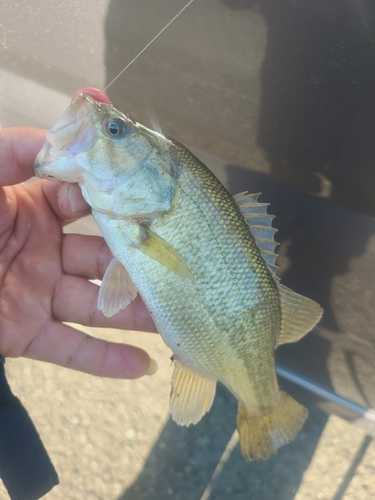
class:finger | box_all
[0,127,47,185]
[0,186,17,237]
[53,274,157,333]
[24,321,151,378]
[42,181,91,222]
[62,234,112,279]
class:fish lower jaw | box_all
[35,172,62,182]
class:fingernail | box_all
[146,358,158,376]
[68,184,89,213]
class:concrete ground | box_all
[0,323,374,500]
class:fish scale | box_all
[98,137,282,410]
[34,91,323,460]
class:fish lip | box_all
[71,88,112,105]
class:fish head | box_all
[34,92,177,218]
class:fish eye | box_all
[105,118,127,137]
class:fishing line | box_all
[104,0,196,91]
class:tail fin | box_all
[237,390,307,460]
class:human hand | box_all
[0,126,156,378]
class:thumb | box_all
[0,127,47,186]
[41,181,91,222]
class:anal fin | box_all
[277,283,323,346]
[98,257,138,318]
[170,361,217,426]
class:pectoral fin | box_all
[136,226,195,280]
[277,283,323,346]
[98,258,138,318]
[170,360,217,426]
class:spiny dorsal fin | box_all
[233,192,279,277]
[170,360,217,426]
[277,284,323,346]
[98,257,138,317]
[136,226,195,281]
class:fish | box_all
[34,91,323,460]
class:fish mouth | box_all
[33,93,111,182]
[71,87,112,105]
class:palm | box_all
[0,181,63,354]
[0,127,155,378]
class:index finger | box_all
[0,127,47,185]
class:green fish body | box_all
[34,93,322,459]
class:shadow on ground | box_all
[119,384,328,500]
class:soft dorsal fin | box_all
[98,257,138,318]
[233,192,279,277]
[234,192,323,345]
[277,284,323,346]
[136,226,195,281]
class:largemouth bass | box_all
[34,91,322,460]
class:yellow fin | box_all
[98,257,137,318]
[277,283,323,346]
[137,226,195,280]
[170,361,216,426]
[237,390,307,460]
